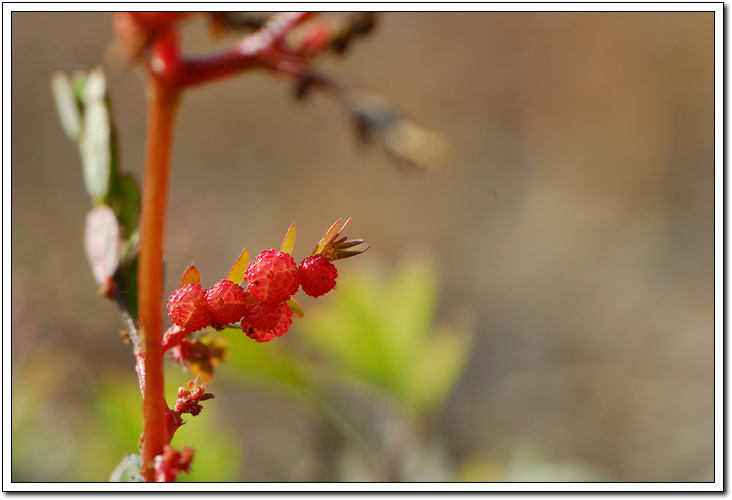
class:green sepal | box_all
[280,223,296,254]
[287,298,304,318]
[227,248,250,285]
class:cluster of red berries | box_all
[166,219,367,344]
[167,251,340,343]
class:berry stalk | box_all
[137,79,180,482]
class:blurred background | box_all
[11,11,714,483]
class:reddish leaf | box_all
[311,218,369,260]
[311,218,343,256]
[179,264,201,287]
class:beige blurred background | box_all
[11,11,714,482]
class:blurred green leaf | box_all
[302,275,400,393]
[57,67,140,319]
[50,71,82,141]
[92,376,143,454]
[55,68,130,224]
[79,69,112,204]
[85,371,241,482]
[70,69,89,101]
[111,173,141,238]
[11,353,80,481]
[405,325,472,413]
[384,259,438,373]
[300,258,472,415]
[173,425,242,482]
[223,330,314,402]
[117,253,139,321]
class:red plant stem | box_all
[129,13,313,482]
[176,12,313,89]
[138,81,180,482]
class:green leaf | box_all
[384,259,438,373]
[404,326,472,413]
[83,205,121,289]
[117,253,139,321]
[300,259,472,415]
[111,173,140,238]
[227,248,249,285]
[79,69,112,204]
[301,267,406,395]
[50,72,82,141]
[280,223,296,254]
[223,333,313,402]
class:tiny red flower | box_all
[244,327,275,343]
[243,300,293,341]
[205,279,248,325]
[168,337,194,365]
[174,378,214,416]
[299,254,338,297]
[166,284,213,332]
[245,249,300,303]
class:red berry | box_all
[299,255,338,298]
[205,279,248,326]
[243,301,293,342]
[244,327,275,343]
[167,284,213,332]
[245,249,300,303]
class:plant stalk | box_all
[138,81,179,482]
